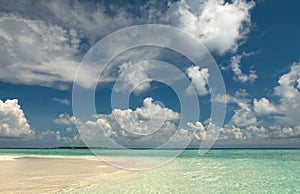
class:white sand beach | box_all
[0,155,140,193]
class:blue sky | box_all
[0,0,299,148]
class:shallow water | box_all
[78,149,300,193]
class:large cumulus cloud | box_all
[0,99,34,137]
[253,62,300,126]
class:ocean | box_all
[0,149,299,193]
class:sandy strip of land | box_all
[0,155,17,161]
[0,155,141,193]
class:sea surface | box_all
[1,149,299,193]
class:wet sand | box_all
[0,155,139,193]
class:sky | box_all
[0,0,300,148]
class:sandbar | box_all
[0,155,140,193]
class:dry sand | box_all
[0,155,140,193]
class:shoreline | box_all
[0,154,140,193]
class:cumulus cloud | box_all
[210,62,300,143]
[54,94,300,147]
[54,113,79,126]
[230,52,257,82]
[186,66,209,96]
[253,62,300,125]
[226,124,300,140]
[54,95,300,147]
[0,99,34,137]
[231,108,257,127]
[183,122,229,144]
[253,98,278,116]
[38,129,82,147]
[187,121,300,142]
[39,130,59,141]
[168,0,255,55]
[56,97,183,148]
[187,121,207,141]
[66,127,73,133]
[111,97,180,135]
[274,62,300,100]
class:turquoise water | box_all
[1,149,300,193]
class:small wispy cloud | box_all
[52,98,71,105]
[230,52,258,83]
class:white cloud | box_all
[230,52,257,82]
[66,127,73,133]
[168,0,255,55]
[0,99,34,137]
[137,97,180,121]
[225,124,300,140]
[0,1,256,90]
[54,96,300,147]
[110,97,180,136]
[213,91,257,127]
[45,0,135,45]
[274,62,300,100]
[253,62,300,125]
[231,108,256,127]
[38,129,82,146]
[214,89,250,110]
[46,0,255,56]
[39,130,58,141]
[214,94,247,110]
[186,122,247,141]
[207,62,300,142]
[114,61,152,95]
[187,121,300,141]
[253,98,278,116]
[54,113,79,125]
[235,88,249,98]
[219,125,245,140]
[187,121,206,141]
[0,14,82,89]
[243,125,268,139]
[52,98,71,105]
[55,131,62,141]
[186,66,209,96]
[0,1,255,56]
[60,97,182,147]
